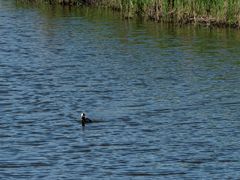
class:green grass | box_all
[19,0,240,27]
[107,0,240,27]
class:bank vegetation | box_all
[18,0,240,28]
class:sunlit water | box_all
[1,1,240,179]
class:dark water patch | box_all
[0,161,52,169]
[218,159,239,163]
[180,158,215,165]
[125,171,187,177]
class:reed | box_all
[172,0,240,27]
[19,0,240,28]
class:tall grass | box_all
[19,0,240,27]
[172,0,240,27]
[106,0,240,27]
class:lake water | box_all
[1,1,240,179]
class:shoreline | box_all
[17,0,240,29]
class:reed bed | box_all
[18,0,240,28]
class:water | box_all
[1,1,240,179]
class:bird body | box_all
[81,113,92,126]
